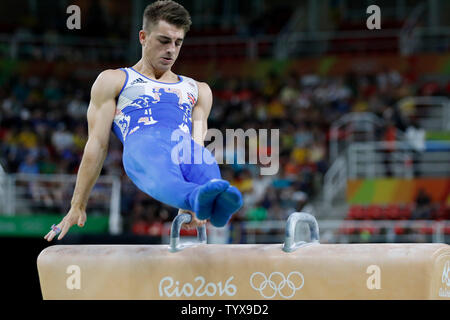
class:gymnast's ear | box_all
[139,30,147,46]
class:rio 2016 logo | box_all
[159,276,236,297]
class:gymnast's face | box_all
[140,20,184,73]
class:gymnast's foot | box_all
[210,186,243,227]
[192,179,230,220]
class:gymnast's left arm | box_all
[191,81,212,147]
[178,81,213,229]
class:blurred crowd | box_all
[1,61,449,239]
[0,0,294,63]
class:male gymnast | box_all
[45,0,243,241]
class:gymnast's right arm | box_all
[45,69,125,241]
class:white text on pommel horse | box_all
[66,265,81,290]
[159,276,237,297]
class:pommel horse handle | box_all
[169,213,207,252]
[283,212,320,253]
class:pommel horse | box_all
[37,212,450,299]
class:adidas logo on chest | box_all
[130,78,147,85]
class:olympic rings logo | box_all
[249,271,304,299]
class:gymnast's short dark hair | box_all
[143,0,192,34]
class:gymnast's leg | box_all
[122,132,229,217]
[180,138,243,227]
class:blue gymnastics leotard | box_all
[112,67,242,227]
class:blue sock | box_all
[189,179,230,220]
[210,186,243,227]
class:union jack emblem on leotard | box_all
[187,92,196,106]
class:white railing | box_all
[161,219,449,245]
[329,112,387,162]
[348,140,450,179]
[0,33,129,62]
[1,27,450,60]
[231,219,450,244]
[325,112,387,205]
[324,103,450,204]
[0,173,122,234]
[322,139,450,203]
[396,96,450,131]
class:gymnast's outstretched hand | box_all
[44,207,87,242]
[178,209,207,230]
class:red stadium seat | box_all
[180,228,198,237]
[339,222,356,235]
[399,204,412,220]
[440,204,450,220]
[147,222,163,237]
[394,222,405,235]
[132,221,149,235]
[419,221,434,235]
[358,221,379,235]
[443,226,450,235]
[385,204,401,220]
[367,205,383,220]
[433,203,446,220]
[348,205,365,220]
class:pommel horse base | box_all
[37,212,450,300]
